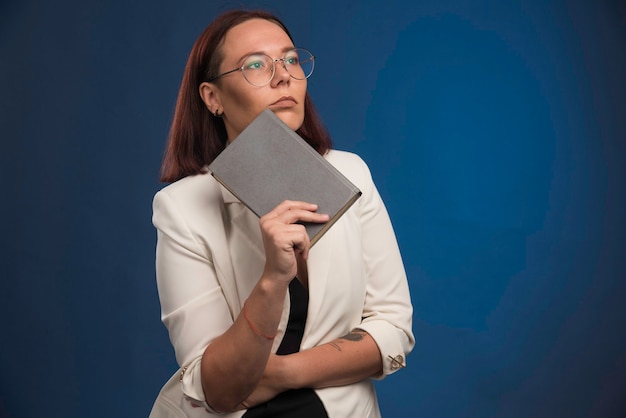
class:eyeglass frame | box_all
[205,48,315,86]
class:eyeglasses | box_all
[207,48,315,87]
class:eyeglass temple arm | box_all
[207,67,241,83]
[300,55,315,64]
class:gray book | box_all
[208,109,362,246]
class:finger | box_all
[265,226,311,262]
[267,208,330,226]
[263,200,320,219]
[266,224,310,251]
[297,239,311,260]
[288,226,312,259]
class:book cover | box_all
[208,109,362,246]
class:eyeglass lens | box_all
[241,49,314,86]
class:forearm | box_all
[200,277,289,412]
[275,329,382,390]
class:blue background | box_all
[1,0,625,417]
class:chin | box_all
[273,109,305,131]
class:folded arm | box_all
[243,328,382,407]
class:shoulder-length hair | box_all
[160,10,332,183]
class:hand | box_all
[260,201,329,282]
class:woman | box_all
[150,9,414,418]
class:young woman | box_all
[150,9,414,418]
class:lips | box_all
[270,96,297,107]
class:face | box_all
[199,19,307,141]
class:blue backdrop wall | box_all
[1,1,625,417]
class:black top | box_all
[276,278,309,355]
[242,279,329,418]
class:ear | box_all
[199,82,222,113]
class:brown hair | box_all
[160,9,332,183]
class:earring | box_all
[213,109,222,118]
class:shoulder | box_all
[155,168,216,196]
[153,170,224,225]
[325,149,367,169]
[155,169,220,203]
[325,149,374,191]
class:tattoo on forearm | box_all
[340,328,366,342]
[328,329,367,351]
[329,342,342,351]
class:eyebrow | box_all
[234,46,296,64]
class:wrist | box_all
[269,354,299,391]
[257,275,291,296]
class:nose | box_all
[271,59,291,86]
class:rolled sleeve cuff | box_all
[179,357,222,414]
[358,320,411,379]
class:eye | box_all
[244,55,269,71]
[284,53,299,66]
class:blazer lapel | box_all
[303,231,333,338]
[221,187,266,299]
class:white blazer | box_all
[149,150,414,418]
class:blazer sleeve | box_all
[349,155,415,378]
[152,187,233,406]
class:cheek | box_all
[225,86,256,109]
[222,88,265,128]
